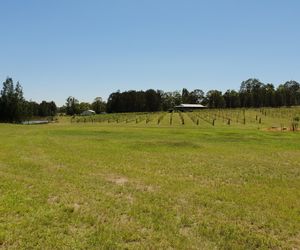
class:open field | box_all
[1,110,300,249]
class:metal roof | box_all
[175,104,205,108]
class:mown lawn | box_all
[0,122,300,249]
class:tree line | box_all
[0,78,57,122]
[106,79,300,112]
[1,77,300,122]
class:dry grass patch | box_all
[106,175,129,186]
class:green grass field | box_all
[1,112,300,249]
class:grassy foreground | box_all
[0,122,300,249]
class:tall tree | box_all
[223,90,240,108]
[92,97,106,114]
[66,96,80,115]
[239,78,265,107]
[38,101,57,116]
[263,84,275,107]
[79,102,91,113]
[189,89,204,104]
[182,88,190,103]
[283,80,300,106]
[145,89,161,111]
[0,78,25,122]
[205,90,225,108]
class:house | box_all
[174,104,206,112]
[81,110,96,116]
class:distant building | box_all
[174,104,206,111]
[81,110,96,116]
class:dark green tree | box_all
[0,78,26,122]
[92,97,106,114]
[223,90,240,108]
[189,89,204,104]
[205,90,225,108]
[182,88,190,103]
[66,96,80,115]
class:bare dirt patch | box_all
[47,195,60,204]
[107,175,129,186]
[179,226,192,237]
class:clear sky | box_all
[0,0,299,105]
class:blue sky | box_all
[0,0,299,105]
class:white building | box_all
[81,110,96,116]
[174,104,206,111]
